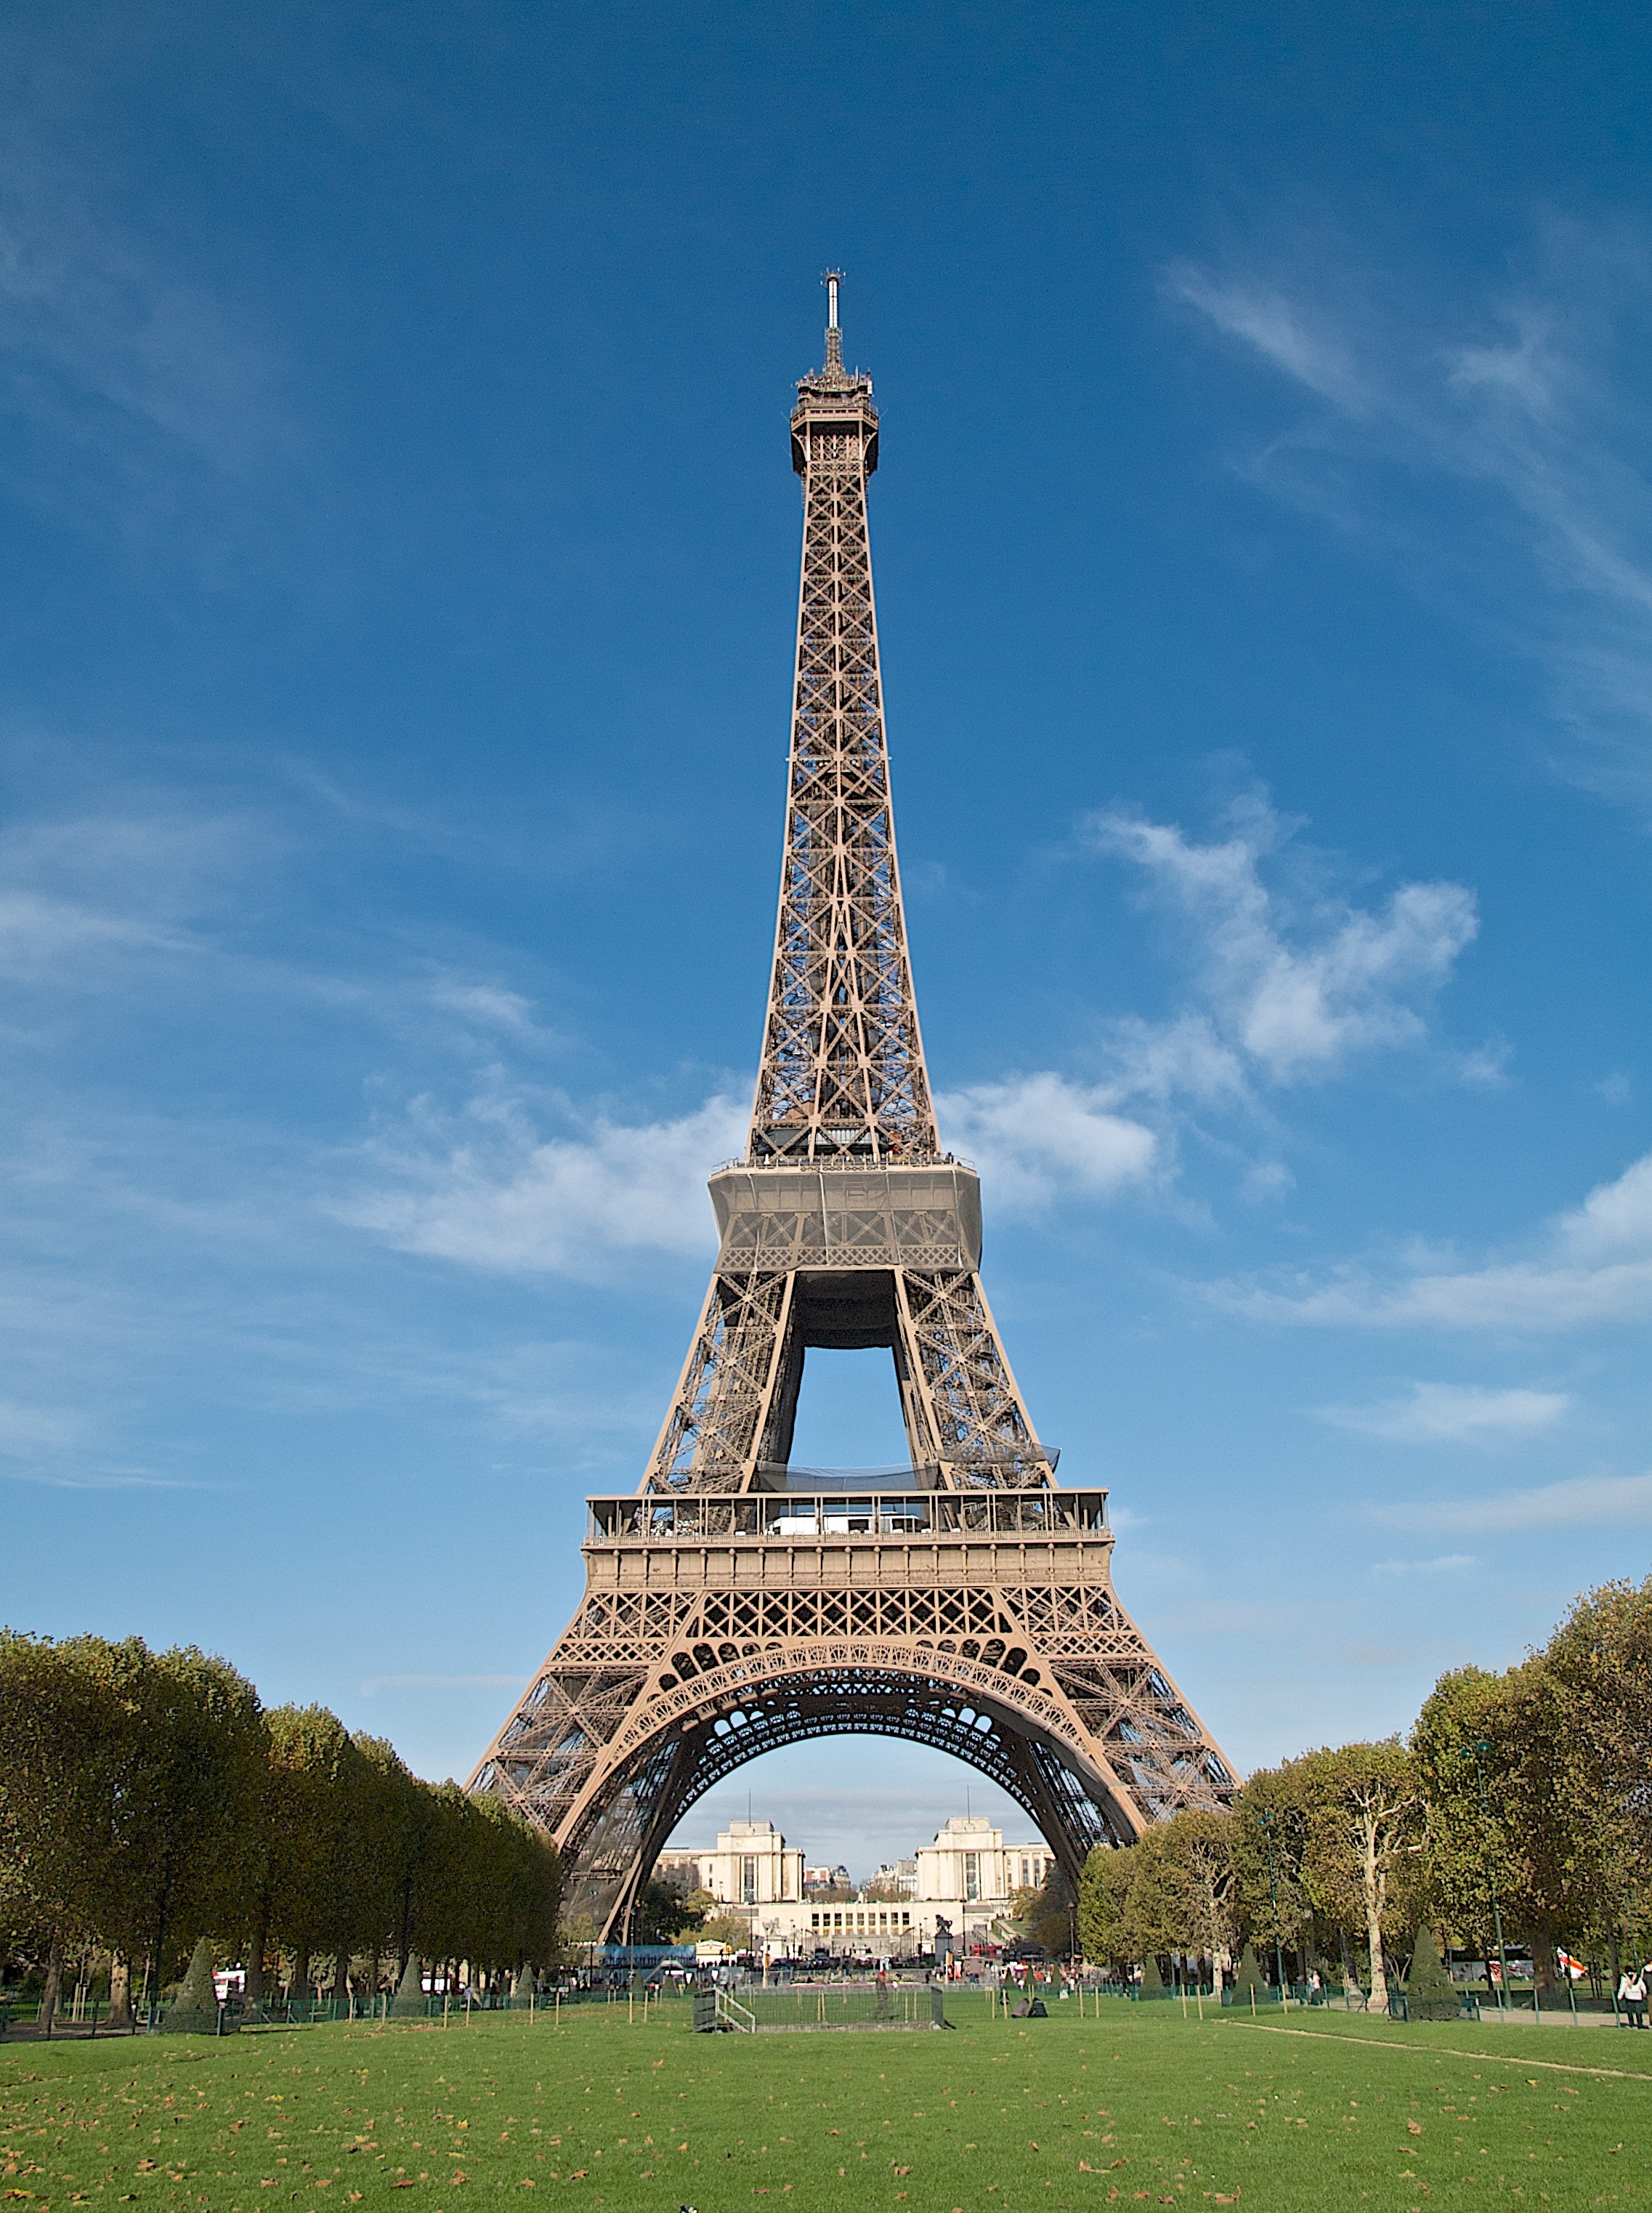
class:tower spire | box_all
[823,266,844,374]
[753,275,932,1162]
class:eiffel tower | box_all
[471,275,1236,1941]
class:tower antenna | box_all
[823,267,845,373]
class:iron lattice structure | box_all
[471,280,1236,1940]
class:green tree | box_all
[632,1880,699,1946]
[260,1707,361,2008]
[1541,1575,1652,1971]
[1012,1864,1079,1959]
[0,1633,131,2029]
[1402,1925,1459,2020]
[1414,1651,1623,1991]
[1148,1813,1237,1969]
[1231,1942,1266,2002]
[1077,1842,1140,1970]
[1233,1766,1315,1967]
[159,1935,222,2035]
[1079,1816,1236,1977]
[1292,1740,1424,2012]
[68,1638,264,2023]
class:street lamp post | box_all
[1259,1811,1287,2004]
[1462,1740,1511,2016]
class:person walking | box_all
[1616,1965,1648,2028]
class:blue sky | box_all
[4,1,1651,1876]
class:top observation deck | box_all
[588,1486,1105,1545]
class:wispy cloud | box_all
[0,137,292,537]
[1318,1381,1570,1444]
[0,1397,90,1452]
[1169,217,1652,806]
[1218,1148,1652,1329]
[1372,1554,1478,1577]
[342,1088,749,1278]
[1369,1470,1652,1533]
[1088,796,1478,1090]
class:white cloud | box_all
[0,889,170,975]
[349,1068,1159,1269]
[343,1090,749,1277]
[1318,1382,1570,1444]
[1221,1147,1652,1330]
[1372,1555,1478,1577]
[937,1072,1157,1212]
[1369,1470,1652,1534]
[426,980,540,1034]
[1169,219,1652,805]
[1089,799,1477,1086]
[1168,265,1372,415]
[0,142,290,506]
[0,1397,90,1452]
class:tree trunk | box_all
[1360,1816,1388,2012]
[108,1954,133,2032]
[244,1903,267,2022]
[1528,1929,1560,1996]
[39,1938,65,2038]
[334,1949,352,2018]
[293,1949,311,2014]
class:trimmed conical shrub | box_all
[1232,1943,1268,2001]
[390,1954,428,2019]
[1141,1952,1166,1997]
[1404,1925,1459,2021]
[159,1937,227,2035]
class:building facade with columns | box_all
[657,1815,1054,1959]
[655,1819,805,1911]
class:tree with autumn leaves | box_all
[1080,1571,1651,2000]
[0,1630,560,2023]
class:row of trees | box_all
[0,1632,560,2028]
[1078,1575,1652,2007]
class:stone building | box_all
[660,1813,1053,1959]
[655,1818,804,1913]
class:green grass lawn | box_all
[3,1994,1647,2213]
